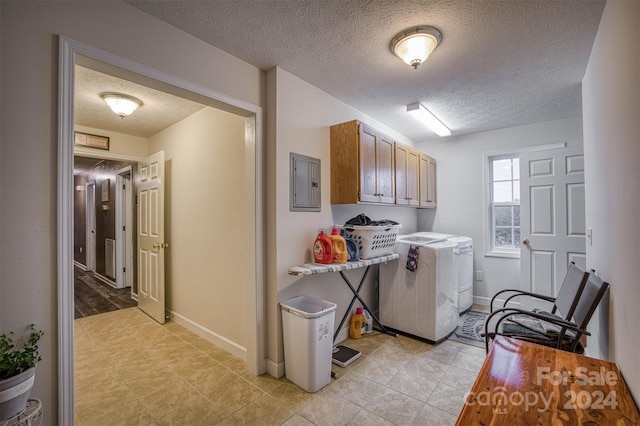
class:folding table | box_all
[288,253,399,343]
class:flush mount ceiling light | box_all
[391,26,442,69]
[101,93,142,118]
[407,102,451,137]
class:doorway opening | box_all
[115,166,134,292]
[58,36,265,425]
[73,155,139,319]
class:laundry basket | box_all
[339,224,401,259]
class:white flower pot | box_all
[0,367,35,421]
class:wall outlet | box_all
[475,271,483,281]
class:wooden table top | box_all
[456,336,640,425]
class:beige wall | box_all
[0,2,261,422]
[266,67,419,375]
[582,0,640,399]
[148,107,247,348]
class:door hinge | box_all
[123,184,126,190]
[123,226,126,231]
[123,267,126,272]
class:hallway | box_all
[74,308,483,425]
[74,266,137,319]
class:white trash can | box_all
[280,295,336,392]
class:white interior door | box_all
[85,181,96,271]
[520,145,586,302]
[137,151,166,324]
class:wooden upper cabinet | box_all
[330,120,395,204]
[375,133,395,204]
[358,125,378,202]
[419,153,437,208]
[395,143,419,206]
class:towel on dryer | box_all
[406,244,419,272]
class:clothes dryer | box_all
[449,236,474,313]
[379,235,459,343]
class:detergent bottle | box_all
[330,227,348,264]
[363,309,373,334]
[313,229,333,264]
[349,308,365,339]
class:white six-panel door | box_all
[520,146,586,302]
[138,151,166,324]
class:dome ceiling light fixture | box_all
[390,26,442,70]
[101,92,142,118]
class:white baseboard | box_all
[73,261,87,271]
[93,272,117,288]
[473,295,521,309]
[267,358,285,379]
[168,310,247,362]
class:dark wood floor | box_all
[74,266,137,319]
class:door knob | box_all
[522,239,530,245]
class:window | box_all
[489,155,520,255]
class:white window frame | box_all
[483,143,566,259]
[487,154,521,258]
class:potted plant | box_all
[0,324,43,420]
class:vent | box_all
[105,238,116,278]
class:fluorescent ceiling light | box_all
[406,102,451,137]
[101,93,142,118]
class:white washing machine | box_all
[379,235,459,343]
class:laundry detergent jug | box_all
[330,227,348,264]
[313,229,332,264]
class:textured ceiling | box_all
[75,65,205,138]
[125,0,606,141]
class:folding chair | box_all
[485,268,609,353]
[483,263,600,353]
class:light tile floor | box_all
[74,308,486,425]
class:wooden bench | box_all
[457,335,640,424]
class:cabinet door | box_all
[376,134,395,204]
[406,148,419,206]
[359,125,378,203]
[394,143,409,205]
[419,153,437,208]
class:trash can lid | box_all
[280,295,337,318]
